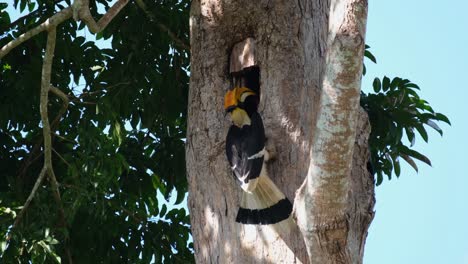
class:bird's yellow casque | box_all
[224,87,256,127]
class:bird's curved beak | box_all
[225,105,236,116]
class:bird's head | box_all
[224,87,257,127]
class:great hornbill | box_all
[224,87,292,225]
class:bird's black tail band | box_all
[236,172,292,225]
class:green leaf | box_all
[415,124,428,142]
[112,121,122,145]
[50,252,61,263]
[373,78,381,93]
[90,65,103,71]
[376,171,383,185]
[27,2,35,12]
[435,113,451,125]
[401,154,418,172]
[175,189,185,205]
[364,50,377,64]
[401,147,432,166]
[19,0,26,12]
[96,31,104,40]
[160,204,167,217]
[404,82,420,90]
[426,120,443,136]
[382,76,390,91]
[390,77,401,90]
[152,173,164,190]
[392,156,401,177]
[78,21,85,30]
[405,127,416,147]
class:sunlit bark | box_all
[187,0,374,262]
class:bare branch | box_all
[74,81,131,99]
[50,86,69,104]
[52,148,72,168]
[41,28,73,263]
[40,27,56,170]
[4,0,72,33]
[1,0,130,59]
[0,8,72,59]
[18,87,70,179]
[77,0,129,33]
[134,0,190,51]
[40,27,64,224]
[10,166,48,233]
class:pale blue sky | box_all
[363,1,468,263]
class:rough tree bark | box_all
[186,0,374,263]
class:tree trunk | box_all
[186,0,374,263]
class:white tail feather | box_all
[241,165,285,210]
[236,163,292,225]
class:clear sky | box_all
[362,1,468,263]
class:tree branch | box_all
[10,166,48,235]
[1,0,130,59]
[3,0,67,34]
[3,8,42,33]
[40,27,73,264]
[17,85,69,184]
[134,0,190,51]
[14,0,130,185]
[40,27,55,170]
[293,0,368,262]
[76,0,129,33]
[0,8,72,59]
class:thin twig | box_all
[61,183,87,193]
[50,86,69,104]
[0,8,72,58]
[134,0,190,51]
[75,81,131,99]
[52,148,72,168]
[73,101,96,105]
[10,166,48,235]
[17,87,69,183]
[2,9,42,34]
[53,133,77,144]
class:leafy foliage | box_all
[1,0,193,262]
[361,46,450,185]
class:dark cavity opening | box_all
[232,65,260,97]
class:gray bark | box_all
[186,0,374,263]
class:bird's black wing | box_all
[225,112,265,186]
